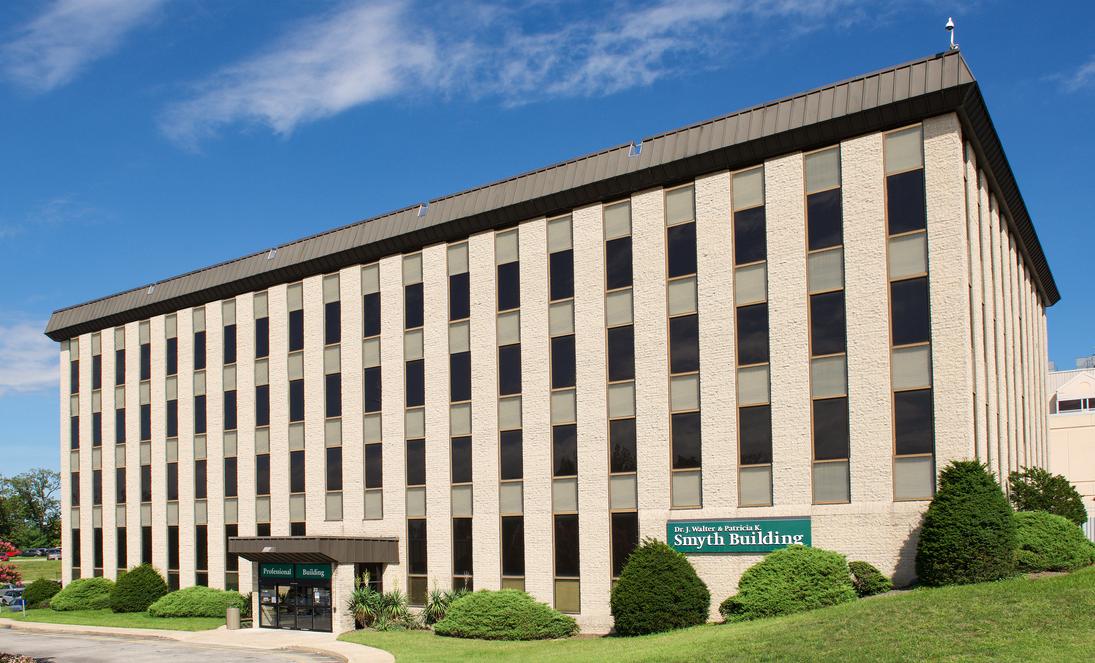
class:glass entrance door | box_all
[311,586,332,632]
[276,584,296,629]
[259,581,332,632]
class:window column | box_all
[221,299,240,587]
[287,283,307,536]
[403,254,428,605]
[732,168,773,507]
[254,292,272,537]
[324,274,344,521]
[113,326,128,574]
[885,125,935,500]
[192,307,210,584]
[138,320,152,566]
[496,229,524,591]
[362,264,384,519]
[665,185,702,508]
[448,242,474,591]
[805,147,851,504]
[90,332,104,577]
[165,315,180,590]
[68,337,81,579]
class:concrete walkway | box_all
[0,618,394,663]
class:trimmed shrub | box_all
[110,564,168,613]
[719,546,856,622]
[610,538,710,636]
[916,460,1017,586]
[22,579,61,607]
[147,586,247,618]
[433,590,576,640]
[1008,467,1088,526]
[50,578,115,611]
[848,561,893,597]
[1014,511,1095,572]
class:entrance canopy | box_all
[229,536,399,564]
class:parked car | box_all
[19,548,42,557]
[46,549,61,561]
[0,588,24,606]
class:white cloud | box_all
[0,319,57,396]
[1061,54,1095,92]
[162,0,863,145]
[2,0,165,93]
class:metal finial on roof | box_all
[628,141,642,157]
[417,202,429,218]
[945,17,958,50]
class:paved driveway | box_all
[0,630,342,663]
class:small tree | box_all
[0,540,20,585]
[110,564,168,612]
[610,538,710,636]
[1008,467,1087,526]
[916,461,1017,586]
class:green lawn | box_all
[7,558,61,584]
[6,609,224,631]
[340,567,1095,662]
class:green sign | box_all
[667,517,811,554]
[259,563,331,581]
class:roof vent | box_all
[628,141,643,157]
[417,202,429,218]
[146,285,155,295]
[266,248,278,261]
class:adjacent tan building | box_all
[1048,366,1095,534]
[47,50,1058,633]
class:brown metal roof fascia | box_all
[228,536,400,564]
[44,51,1057,341]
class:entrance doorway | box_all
[258,563,333,632]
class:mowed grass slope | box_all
[8,608,223,631]
[7,558,61,583]
[340,567,1095,662]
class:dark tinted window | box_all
[667,223,697,278]
[255,454,270,495]
[167,463,178,501]
[94,527,103,568]
[404,283,424,329]
[255,385,270,427]
[736,303,769,365]
[140,465,151,502]
[365,444,383,488]
[140,344,151,380]
[72,529,81,566]
[71,472,80,506]
[225,524,239,572]
[140,405,151,440]
[669,314,699,374]
[70,359,79,394]
[552,424,577,477]
[405,359,424,407]
[93,470,102,504]
[501,516,524,576]
[605,237,633,290]
[92,412,102,446]
[451,436,473,484]
[166,338,178,375]
[256,523,271,537]
[70,415,79,449]
[739,405,773,465]
[449,272,470,321]
[255,318,270,358]
[450,352,471,402]
[886,170,926,235]
[325,301,341,345]
[810,291,847,356]
[115,408,125,444]
[408,519,428,574]
[325,373,342,418]
[115,467,126,503]
[894,389,933,455]
[551,335,576,389]
[671,412,701,469]
[813,397,849,460]
[452,518,473,576]
[115,349,125,385]
[497,262,520,311]
[194,331,206,371]
[141,526,152,564]
[223,457,237,497]
[194,395,206,435]
[326,446,342,491]
[611,512,638,577]
[223,325,237,365]
[549,250,574,301]
[288,310,304,351]
[363,293,381,337]
[363,367,382,413]
[224,390,237,431]
[891,277,930,346]
[289,450,305,493]
[92,354,102,390]
[289,379,304,422]
[554,514,580,577]
[609,418,637,473]
[498,344,522,396]
[194,459,207,499]
[500,430,523,480]
[195,525,208,572]
[406,439,426,486]
[167,526,179,570]
[290,522,306,537]
[166,400,178,437]
[734,206,766,265]
[117,527,127,569]
[607,325,635,382]
[807,188,843,250]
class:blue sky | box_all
[1,0,1093,474]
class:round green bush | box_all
[916,460,1017,586]
[719,546,856,622]
[433,590,577,640]
[848,560,893,597]
[1008,467,1088,526]
[610,538,710,636]
[1014,511,1095,572]
[50,577,115,611]
[147,586,248,618]
[110,564,168,613]
[23,579,61,607]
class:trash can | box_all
[226,606,240,630]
